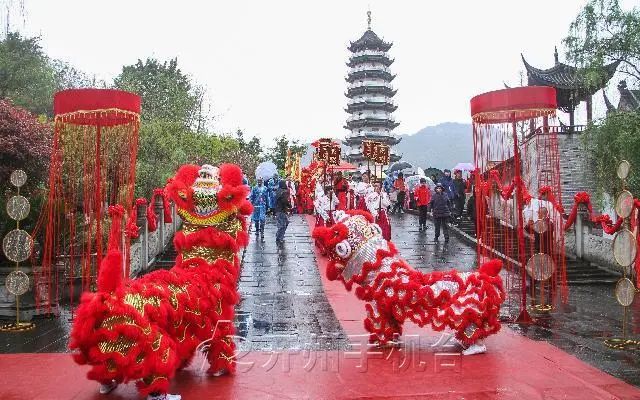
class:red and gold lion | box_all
[312,210,505,355]
[69,163,252,398]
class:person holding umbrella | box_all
[453,169,466,221]
[250,178,269,241]
[392,172,407,214]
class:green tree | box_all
[114,58,205,129]
[0,32,56,116]
[266,135,307,172]
[226,129,263,180]
[564,0,640,85]
[0,99,52,264]
[564,0,640,202]
[582,112,640,201]
[134,121,240,197]
[0,33,92,116]
[52,59,94,90]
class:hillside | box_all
[394,122,474,170]
[300,122,474,171]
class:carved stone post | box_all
[172,202,177,233]
[137,201,149,270]
[155,196,165,250]
[575,203,589,259]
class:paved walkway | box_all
[1,212,640,399]
[396,210,640,386]
[236,215,348,351]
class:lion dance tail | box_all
[69,206,180,396]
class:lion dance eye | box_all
[371,224,382,236]
[335,240,352,259]
[178,191,187,200]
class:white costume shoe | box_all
[208,368,229,377]
[147,394,182,400]
[462,342,487,355]
[99,381,117,394]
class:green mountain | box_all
[394,122,473,170]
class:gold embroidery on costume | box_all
[123,293,161,315]
[100,315,151,335]
[98,336,136,356]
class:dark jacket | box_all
[453,178,466,198]
[429,192,451,218]
[274,181,290,213]
[438,176,456,200]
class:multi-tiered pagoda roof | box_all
[344,17,401,165]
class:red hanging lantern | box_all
[34,89,141,313]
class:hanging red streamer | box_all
[563,192,626,234]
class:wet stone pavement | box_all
[389,211,640,388]
[0,210,639,389]
[0,215,351,354]
[235,214,348,351]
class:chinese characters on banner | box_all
[317,138,341,166]
[372,143,390,165]
[362,140,390,165]
[362,140,375,159]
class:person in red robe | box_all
[333,171,349,210]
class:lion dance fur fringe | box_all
[69,163,252,396]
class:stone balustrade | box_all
[129,198,179,277]
[565,206,619,271]
[0,198,179,321]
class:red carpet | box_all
[0,218,638,399]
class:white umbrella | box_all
[405,175,435,191]
[255,161,278,181]
[452,162,475,171]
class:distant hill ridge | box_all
[300,122,473,171]
[394,122,473,170]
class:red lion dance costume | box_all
[69,164,252,400]
[313,210,505,355]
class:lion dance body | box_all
[313,210,505,353]
[70,164,252,398]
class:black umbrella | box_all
[386,161,414,174]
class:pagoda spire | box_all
[367,9,372,30]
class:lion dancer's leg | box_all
[364,300,403,346]
[399,269,502,355]
[134,329,182,400]
[206,301,237,376]
[206,268,241,376]
[427,273,503,355]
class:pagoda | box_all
[521,47,619,128]
[344,11,401,166]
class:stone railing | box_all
[564,205,618,270]
[129,197,180,277]
[0,195,180,321]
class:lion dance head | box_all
[312,210,389,285]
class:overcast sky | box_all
[9,0,633,142]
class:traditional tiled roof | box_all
[617,80,640,111]
[521,52,619,111]
[522,54,619,91]
[348,29,392,52]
